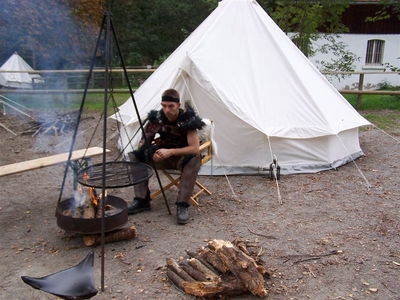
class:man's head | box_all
[161,89,181,122]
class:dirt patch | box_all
[0,110,399,300]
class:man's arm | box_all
[138,121,160,148]
[153,130,199,162]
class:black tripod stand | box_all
[57,6,171,293]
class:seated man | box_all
[128,88,205,224]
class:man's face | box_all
[161,101,180,122]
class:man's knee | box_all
[128,152,139,163]
[181,154,201,171]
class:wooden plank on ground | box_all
[0,146,110,177]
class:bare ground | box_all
[0,109,399,300]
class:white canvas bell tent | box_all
[0,52,43,89]
[112,0,370,175]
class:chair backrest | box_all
[198,119,213,165]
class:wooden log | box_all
[232,238,250,256]
[95,191,108,218]
[62,209,72,217]
[181,280,247,298]
[73,206,82,218]
[188,258,220,281]
[166,258,195,282]
[179,260,208,282]
[199,247,230,273]
[232,238,270,276]
[166,269,184,290]
[186,249,219,274]
[83,235,96,246]
[83,226,137,246]
[42,121,58,135]
[207,239,267,297]
[83,196,96,219]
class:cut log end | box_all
[83,226,137,246]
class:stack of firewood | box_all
[62,185,107,219]
[166,238,270,298]
[23,111,80,136]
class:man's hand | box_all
[153,149,173,162]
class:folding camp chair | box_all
[150,119,213,206]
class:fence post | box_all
[62,73,69,106]
[356,73,364,109]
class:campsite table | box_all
[76,161,153,189]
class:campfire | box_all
[56,170,129,240]
[61,172,116,220]
[23,111,81,137]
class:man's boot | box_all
[128,189,151,214]
[176,202,190,224]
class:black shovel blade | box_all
[21,251,98,300]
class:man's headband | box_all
[162,96,180,103]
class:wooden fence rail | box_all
[322,71,400,108]
[1,69,399,109]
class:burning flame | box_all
[83,172,99,206]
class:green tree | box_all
[111,0,218,66]
[314,35,360,80]
[268,0,350,57]
[263,0,358,78]
[365,0,400,22]
[0,0,104,69]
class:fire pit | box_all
[56,195,127,234]
[56,162,153,234]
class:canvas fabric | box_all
[111,0,370,175]
[0,52,43,89]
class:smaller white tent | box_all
[0,52,43,89]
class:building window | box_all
[365,39,385,65]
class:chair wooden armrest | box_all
[199,140,212,165]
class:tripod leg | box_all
[109,17,171,215]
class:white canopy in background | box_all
[112,0,370,175]
[0,52,43,89]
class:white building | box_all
[309,1,400,90]
[310,33,400,90]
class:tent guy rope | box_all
[336,134,372,190]
[371,124,400,144]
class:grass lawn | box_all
[343,94,400,133]
[344,94,400,111]
[0,92,131,112]
[2,91,399,133]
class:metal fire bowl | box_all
[56,195,128,234]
